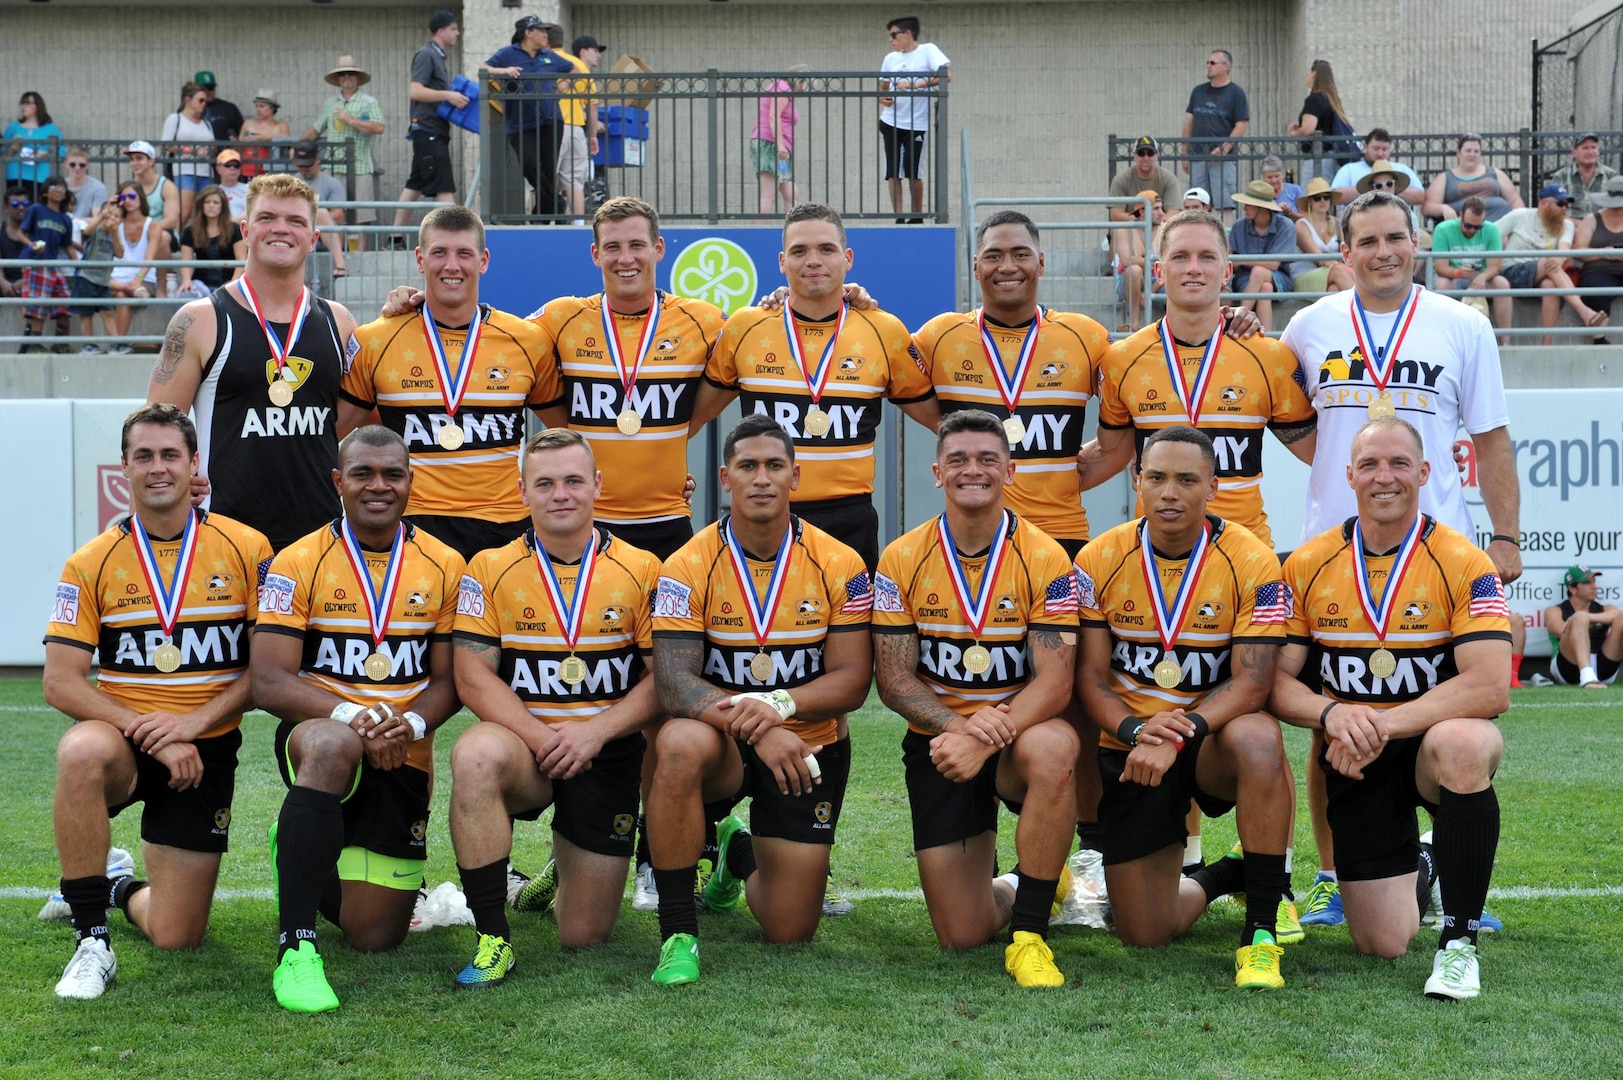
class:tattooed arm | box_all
[452,632,565,764]
[146,299,215,406]
[1269,416,1318,466]
[652,634,735,729]
[873,629,967,737]
[1186,638,1280,732]
[998,625,1077,734]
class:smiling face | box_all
[780,219,851,305]
[244,193,317,271]
[933,429,1014,514]
[721,433,799,525]
[973,222,1043,317]
[1155,218,1231,311]
[334,439,412,535]
[520,442,601,539]
[184,91,209,119]
[1347,421,1429,528]
[1342,203,1416,303]
[122,421,198,519]
[416,226,488,310]
[592,214,664,309]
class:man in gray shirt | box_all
[393,10,467,234]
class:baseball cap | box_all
[429,9,457,33]
[123,140,157,159]
[1540,182,1573,202]
[291,140,320,166]
[1183,186,1211,206]
[1133,135,1158,154]
[1564,564,1602,587]
[512,14,543,43]
[573,35,606,54]
[194,71,217,88]
[1575,132,1600,148]
[215,149,242,166]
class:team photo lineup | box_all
[41,144,1540,1016]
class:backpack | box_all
[1328,112,1362,165]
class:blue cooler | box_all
[593,106,649,167]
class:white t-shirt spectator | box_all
[881,44,951,132]
[161,112,218,179]
[1495,208,1574,266]
[219,182,248,219]
[1280,287,1509,542]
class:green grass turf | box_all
[2,677,1621,1079]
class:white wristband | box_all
[330,702,364,724]
[404,711,428,741]
[729,689,796,720]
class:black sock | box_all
[725,829,757,883]
[654,866,699,940]
[317,871,344,926]
[1010,869,1058,938]
[276,786,344,960]
[1076,820,1103,851]
[1242,852,1289,944]
[634,813,651,867]
[700,820,720,874]
[63,874,111,944]
[1191,850,1246,904]
[111,876,147,916]
[460,858,511,939]
[1434,786,1500,947]
[1416,842,1437,919]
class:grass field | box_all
[3,676,1621,1079]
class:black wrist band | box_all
[1116,717,1144,747]
[1490,534,1519,548]
[1319,701,1338,728]
[1184,712,1209,741]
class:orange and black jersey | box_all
[913,308,1108,542]
[1282,517,1511,708]
[533,292,724,524]
[45,510,272,738]
[705,305,935,501]
[455,529,660,723]
[257,520,464,773]
[874,513,1081,734]
[1097,323,1314,546]
[341,305,560,522]
[1076,515,1289,750]
[652,516,872,747]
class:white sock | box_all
[1284,847,1294,874]
[994,871,1020,893]
[1183,835,1202,866]
[1581,664,1599,685]
[1318,869,1338,882]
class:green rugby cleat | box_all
[651,933,700,986]
[455,934,516,988]
[702,816,748,912]
[273,941,340,1013]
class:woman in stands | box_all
[1424,134,1524,223]
[1287,60,1352,185]
[176,184,245,298]
[107,181,163,353]
[1291,177,1353,295]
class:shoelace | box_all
[1242,944,1281,973]
[1438,945,1475,981]
[1012,938,1057,972]
[473,936,507,968]
[1300,881,1335,915]
[66,942,110,978]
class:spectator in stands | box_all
[1182,50,1249,223]
[20,174,76,352]
[1291,177,1352,294]
[1230,179,1294,330]
[1182,186,1211,211]
[108,181,163,351]
[394,10,466,236]
[214,150,248,218]
[1330,127,1422,207]
[1261,155,1305,218]
[1431,195,1512,343]
[176,185,244,298]
[1423,134,1522,223]
[1287,59,1354,184]
[194,71,243,142]
[4,91,64,202]
[1550,133,1616,219]
[752,65,809,215]
[302,56,385,249]
[239,90,291,179]
[2,187,31,299]
[487,15,577,219]
[879,14,951,223]
[1499,183,1608,343]
[161,82,218,225]
[1110,136,1180,224]
[1572,175,1623,332]
[71,198,119,352]
[1354,161,1422,232]
[558,37,606,224]
[124,140,177,249]
[1113,189,1162,329]
[289,141,349,280]
[63,146,106,221]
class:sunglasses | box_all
[1556,199,1572,208]
[219,161,242,168]
[67,161,88,169]
[1372,180,1397,189]
[7,199,28,209]
[1207,60,1226,65]
[889,29,903,37]
[116,193,140,202]
[1135,149,1156,157]
[1310,193,1334,202]
[1460,221,1481,234]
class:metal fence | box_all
[1534,4,1623,135]
[479,70,949,225]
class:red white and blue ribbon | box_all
[937,510,1013,640]
[781,300,847,405]
[533,531,598,655]
[1157,317,1224,426]
[338,517,405,651]
[419,302,483,418]
[976,307,1041,416]
[1350,513,1426,646]
[723,517,794,652]
[129,509,200,643]
[1349,284,1420,395]
[601,292,660,410]
[236,279,310,379]
[1139,517,1213,653]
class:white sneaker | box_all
[1424,939,1481,1000]
[632,862,659,912]
[55,937,117,999]
[505,862,531,908]
[79,344,105,355]
[38,848,135,921]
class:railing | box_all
[479,69,949,225]
[1534,4,1623,134]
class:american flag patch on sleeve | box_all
[1468,574,1510,618]
[1253,580,1292,624]
[1044,570,1079,615]
[843,571,874,614]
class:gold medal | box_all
[268,378,294,407]
[1367,396,1396,420]
[750,651,774,681]
[804,406,832,437]
[364,651,391,682]
[153,642,183,673]
[1153,657,1183,689]
[437,423,465,450]
[560,654,588,686]
[1002,416,1027,444]
[962,644,993,675]
[616,409,643,435]
[1369,647,1398,678]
